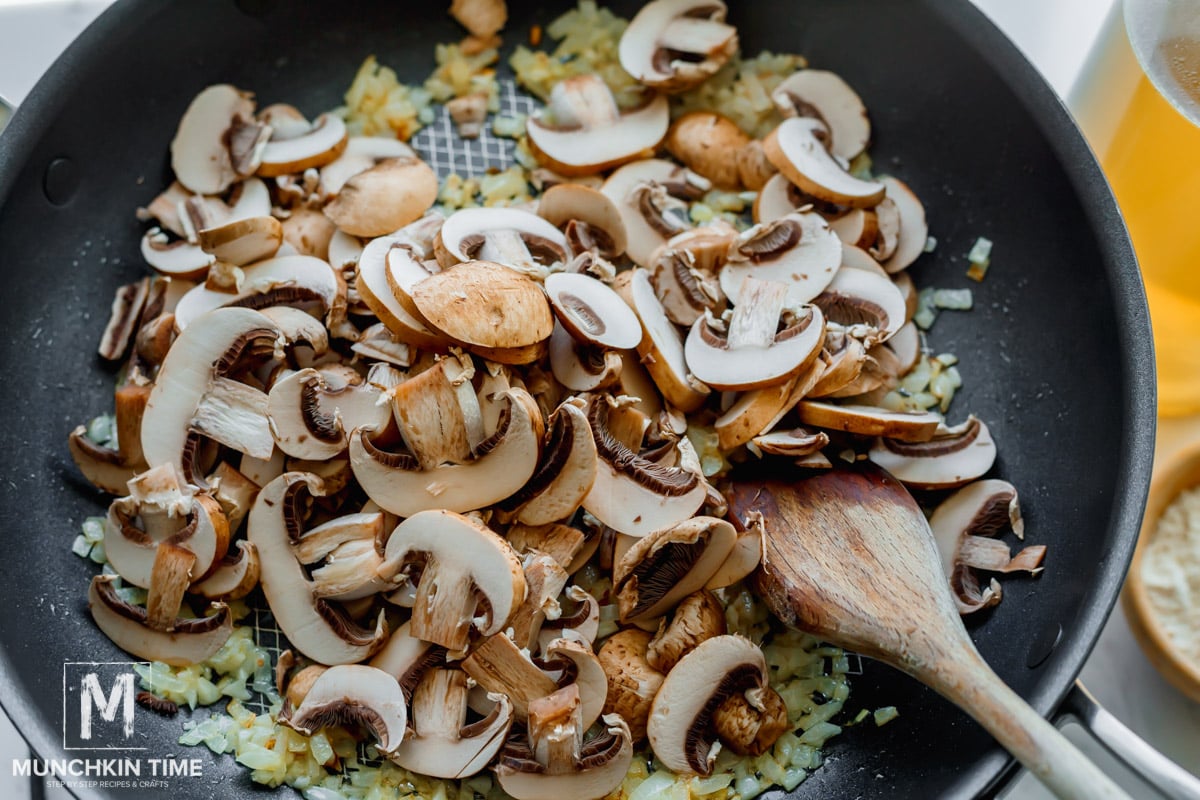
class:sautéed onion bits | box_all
[67,1,1048,799]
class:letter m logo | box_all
[80,672,135,740]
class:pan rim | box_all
[0,1,1156,798]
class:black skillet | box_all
[0,1,1166,798]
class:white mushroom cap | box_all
[350,387,543,517]
[377,509,525,653]
[528,76,670,176]
[602,159,709,268]
[879,176,929,273]
[544,272,641,350]
[624,268,710,412]
[436,207,569,272]
[88,575,233,666]
[170,84,255,195]
[619,0,738,93]
[172,255,338,331]
[868,416,997,490]
[537,183,629,258]
[772,70,871,160]
[257,113,348,176]
[811,264,907,344]
[356,236,450,349]
[282,664,408,755]
[719,212,843,308]
[764,117,885,208]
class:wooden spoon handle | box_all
[933,654,1132,800]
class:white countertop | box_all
[2,1,1198,799]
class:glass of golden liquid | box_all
[1073,0,1200,417]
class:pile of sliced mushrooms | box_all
[69,0,1048,796]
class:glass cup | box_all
[1072,0,1200,417]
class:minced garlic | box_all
[1141,485,1200,664]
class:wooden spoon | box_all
[727,463,1130,800]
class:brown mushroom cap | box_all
[664,112,751,190]
[597,628,665,743]
[410,260,554,352]
[323,157,439,238]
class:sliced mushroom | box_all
[527,76,669,176]
[98,278,151,361]
[869,415,997,490]
[623,269,710,411]
[267,366,389,460]
[736,140,778,191]
[887,321,921,373]
[192,540,260,601]
[537,184,628,259]
[170,84,255,195]
[665,112,751,190]
[931,479,1046,615]
[828,208,880,250]
[647,634,785,774]
[351,323,412,368]
[647,225,734,326]
[722,210,843,307]
[548,324,623,392]
[581,395,707,537]
[323,157,439,238]
[69,382,152,494]
[436,207,569,276]
[686,277,825,391]
[619,0,738,93]
[248,472,388,664]
[839,242,889,277]
[412,258,554,359]
[88,575,233,665]
[280,208,338,260]
[544,272,640,350]
[319,136,418,199]
[391,667,514,778]
[614,516,737,624]
[389,352,482,470]
[811,264,907,345]
[713,376,799,450]
[196,215,283,266]
[356,236,451,349]
[752,173,803,225]
[498,401,598,527]
[140,308,281,484]
[173,255,339,331]
[597,628,664,743]
[538,585,601,648]
[752,427,830,456]
[796,401,941,442]
[257,114,348,176]
[494,685,634,800]
[869,197,901,262]
[376,509,525,654]
[602,159,709,268]
[646,589,726,672]
[281,664,407,755]
[104,465,229,589]
[879,176,929,273]
[140,228,216,280]
[462,632,560,717]
[764,117,885,208]
[772,69,871,161]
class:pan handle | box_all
[1058,681,1200,800]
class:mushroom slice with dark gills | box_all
[771,69,871,161]
[390,667,514,778]
[434,207,569,278]
[171,255,339,331]
[601,158,710,268]
[543,271,641,350]
[647,634,789,774]
[197,215,283,266]
[619,0,738,93]
[645,589,727,673]
[375,509,525,657]
[368,620,448,702]
[350,387,543,517]
[267,365,391,461]
[169,84,255,195]
[879,176,930,273]
[69,379,153,494]
[811,264,907,345]
[140,307,282,486]
[930,479,1047,615]
[525,75,669,177]
[548,323,623,392]
[686,277,826,391]
[247,472,388,664]
[869,415,998,490]
[646,223,736,326]
[494,684,634,800]
[497,400,598,527]
[103,463,229,590]
[88,574,234,666]
[280,664,407,756]
[537,183,629,260]
[719,212,843,308]
[580,395,707,538]
[613,516,738,625]
[763,117,886,208]
[191,540,260,601]
[256,113,348,177]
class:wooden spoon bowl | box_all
[1123,440,1200,701]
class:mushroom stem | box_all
[192,376,274,460]
[411,565,476,655]
[145,542,197,631]
[529,684,584,776]
[413,668,469,738]
[726,278,787,350]
[479,229,539,273]
[114,382,152,467]
[462,633,558,717]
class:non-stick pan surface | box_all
[0,1,1153,798]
